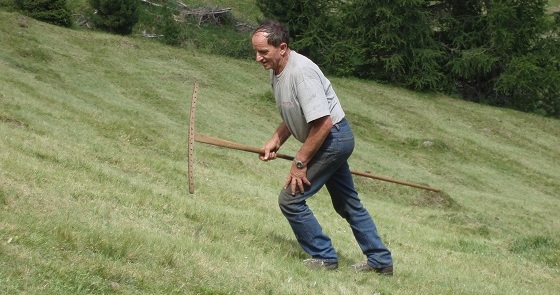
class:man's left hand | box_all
[284,165,311,195]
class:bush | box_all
[444,0,560,116]
[495,41,560,117]
[89,0,138,35]
[182,21,253,59]
[155,6,183,46]
[13,0,72,27]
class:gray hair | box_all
[253,19,290,48]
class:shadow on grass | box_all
[355,177,459,210]
[265,232,355,267]
[510,235,559,268]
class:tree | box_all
[443,0,560,116]
[256,0,336,58]
[340,0,447,90]
[256,0,322,43]
[257,0,560,117]
[494,20,560,116]
[89,0,139,35]
[257,0,447,89]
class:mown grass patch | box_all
[510,235,560,268]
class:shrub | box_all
[13,0,72,27]
[89,0,138,35]
[156,6,183,46]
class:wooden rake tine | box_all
[188,82,198,194]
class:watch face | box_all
[296,161,304,168]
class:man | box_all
[252,19,393,275]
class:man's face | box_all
[252,31,285,72]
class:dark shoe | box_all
[353,262,393,276]
[303,258,339,270]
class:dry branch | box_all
[72,14,92,29]
[142,30,163,38]
[177,1,232,26]
[140,0,162,7]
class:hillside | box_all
[1,10,559,295]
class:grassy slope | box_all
[1,10,559,295]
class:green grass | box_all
[1,10,560,295]
[549,0,560,9]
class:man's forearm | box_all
[272,122,292,148]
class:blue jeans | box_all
[278,118,393,267]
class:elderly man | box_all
[251,19,393,275]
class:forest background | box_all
[4,0,560,118]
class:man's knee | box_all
[278,190,307,217]
[278,190,291,213]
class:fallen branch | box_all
[235,22,254,32]
[140,0,162,7]
[178,1,188,9]
[72,14,92,29]
[142,30,163,38]
[176,2,232,26]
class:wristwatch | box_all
[294,159,306,169]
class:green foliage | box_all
[136,3,184,46]
[13,0,72,27]
[0,0,14,8]
[132,2,253,59]
[172,15,253,59]
[256,0,365,77]
[256,0,335,62]
[190,23,254,59]
[256,0,324,41]
[495,47,560,116]
[342,0,447,90]
[444,0,560,116]
[256,0,448,89]
[158,9,183,46]
[256,0,560,117]
[89,0,138,35]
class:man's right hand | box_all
[260,139,280,161]
[260,122,291,162]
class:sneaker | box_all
[303,258,339,270]
[353,262,393,276]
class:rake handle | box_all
[195,133,295,160]
[194,133,440,192]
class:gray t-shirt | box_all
[270,51,345,142]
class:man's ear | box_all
[280,43,288,55]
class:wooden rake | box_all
[188,82,441,194]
